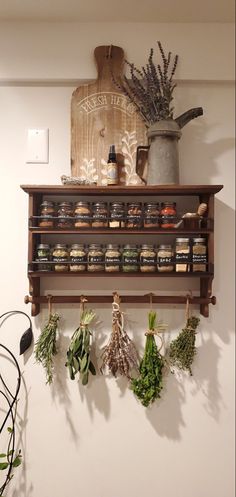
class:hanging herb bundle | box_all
[168,315,200,375]
[101,293,139,378]
[131,310,166,407]
[65,302,96,385]
[34,312,60,384]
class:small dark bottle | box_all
[107,145,118,185]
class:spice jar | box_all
[109,202,125,228]
[192,238,207,272]
[122,244,139,272]
[175,238,190,272]
[57,202,74,229]
[39,201,55,228]
[52,244,69,272]
[92,202,108,228]
[140,244,156,272]
[36,244,51,271]
[87,244,104,272]
[126,203,142,229]
[69,244,87,272]
[160,202,177,228]
[105,244,121,272]
[74,202,91,228]
[157,244,174,272]
[143,203,159,228]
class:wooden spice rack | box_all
[21,184,223,317]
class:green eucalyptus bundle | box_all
[34,313,60,384]
[131,311,165,407]
[168,316,200,375]
[65,309,96,385]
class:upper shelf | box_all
[21,184,224,196]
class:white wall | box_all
[0,22,235,497]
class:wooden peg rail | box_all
[24,294,216,307]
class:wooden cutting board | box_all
[71,45,147,185]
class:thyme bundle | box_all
[101,293,139,378]
[65,309,96,385]
[131,311,165,407]
[169,316,200,375]
[113,41,178,125]
[34,313,60,384]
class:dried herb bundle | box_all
[65,309,96,385]
[131,311,165,407]
[34,313,60,384]
[169,316,200,375]
[113,41,178,125]
[101,294,139,378]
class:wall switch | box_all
[26,128,49,163]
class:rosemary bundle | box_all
[65,309,96,385]
[131,311,165,407]
[34,313,60,384]
[101,294,139,378]
[168,316,200,375]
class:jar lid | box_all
[123,244,138,249]
[128,202,142,206]
[54,243,68,249]
[176,238,190,243]
[58,202,73,206]
[144,202,159,207]
[70,244,86,249]
[141,244,155,249]
[88,244,103,249]
[37,244,50,249]
[75,201,90,206]
[40,201,54,206]
[161,201,176,207]
[106,244,120,249]
[193,238,206,243]
[158,244,172,250]
[92,202,107,207]
[110,202,125,207]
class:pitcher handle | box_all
[136,145,149,177]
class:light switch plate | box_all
[26,128,49,163]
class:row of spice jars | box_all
[36,238,207,273]
[38,201,178,229]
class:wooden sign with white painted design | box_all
[71,45,147,185]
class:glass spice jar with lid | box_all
[92,202,108,228]
[87,244,104,272]
[69,244,87,272]
[109,202,125,228]
[157,244,174,272]
[36,244,51,271]
[39,201,55,228]
[192,238,207,272]
[122,244,139,272]
[175,238,190,272]
[160,202,177,228]
[143,202,159,228]
[105,244,121,272]
[140,244,156,272]
[126,202,142,229]
[52,243,69,272]
[57,202,74,229]
[74,202,91,228]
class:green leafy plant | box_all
[131,311,165,407]
[168,316,200,375]
[65,309,96,385]
[34,313,60,384]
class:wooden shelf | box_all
[21,184,223,196]
[22,184,223,317]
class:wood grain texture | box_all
[71,45,147,185]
